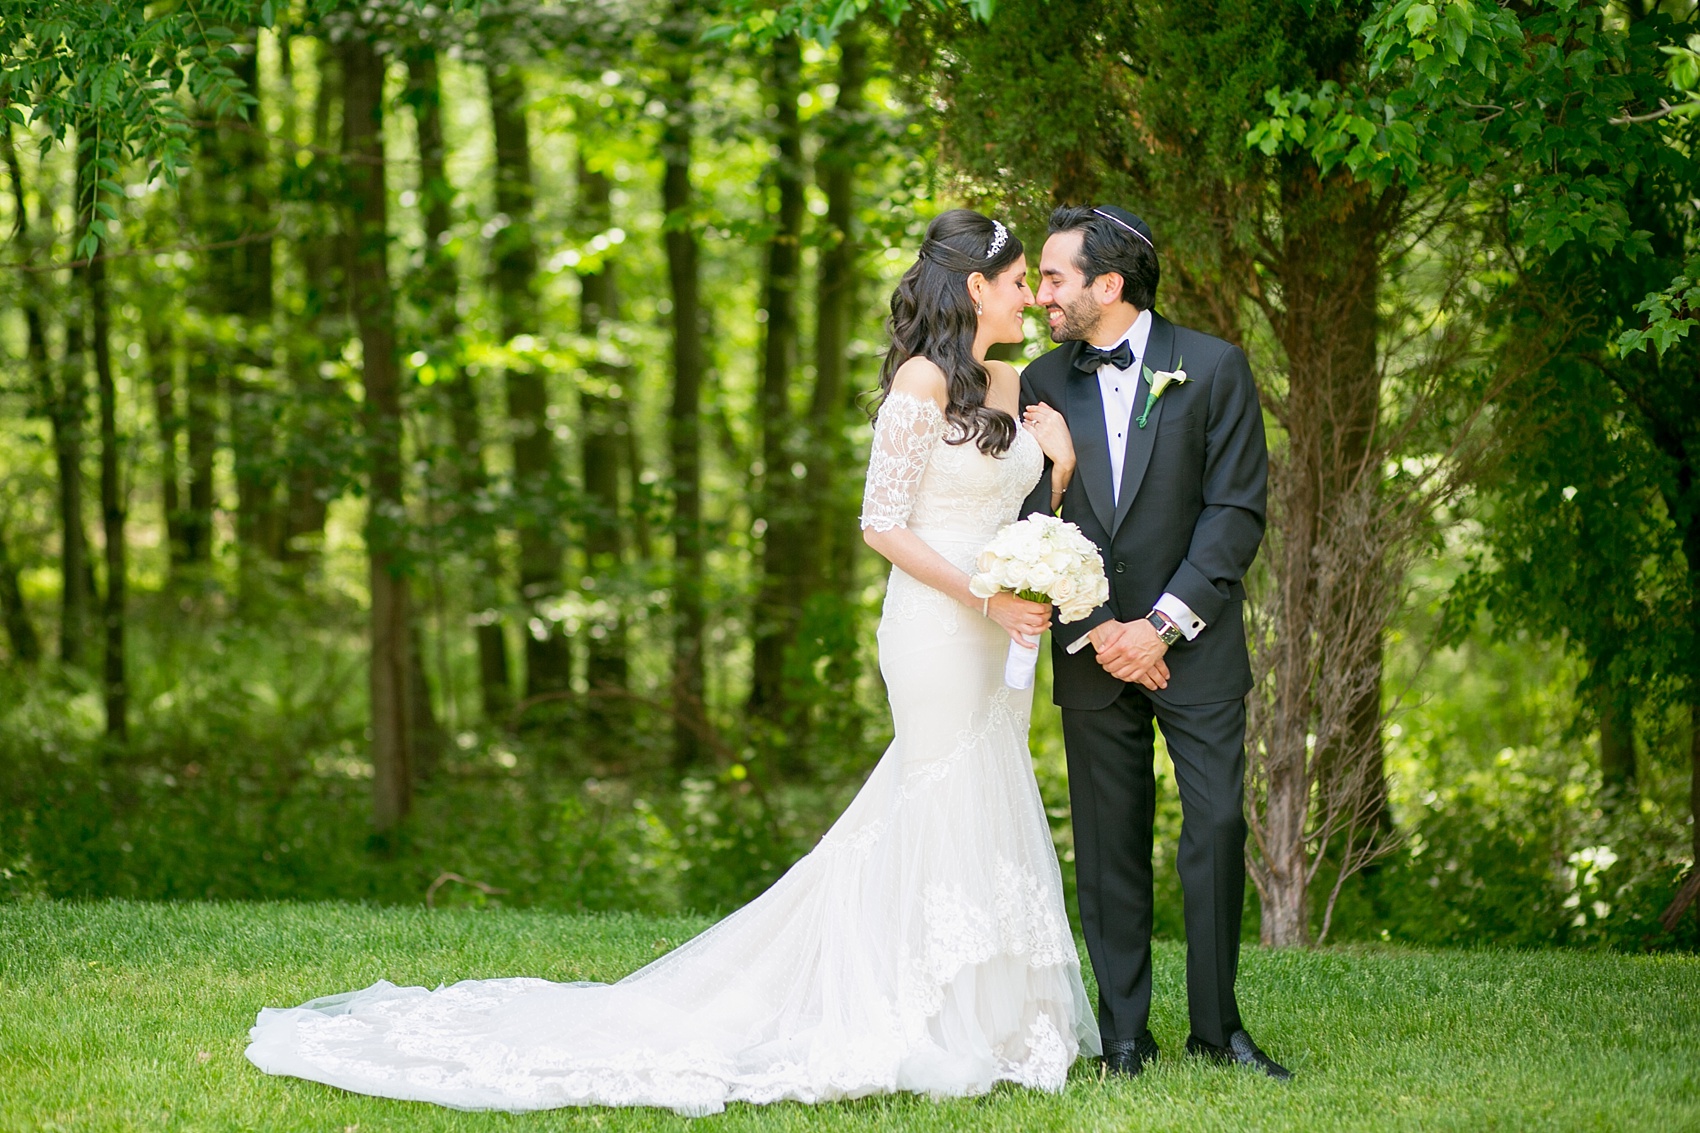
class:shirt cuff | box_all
[1066,631,1093,655]
[1154,592,1206,641]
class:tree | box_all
[1260,0,1700,928]
[339,26,412,835]
[183,27,280,593]
[794,21,872,761]
[658,0,711,767]
[485,44,572,702]
[747,32,808,747]
[1,114,89,666]
[76,129,126,739]
[576,153,631,703]
[277,35,348,570]
[802,22,865,601]
[0,520,39,665]
[403,41,511,721]
[143,302,186,569]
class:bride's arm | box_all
[861,362,1051,644]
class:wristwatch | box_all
[1146,609,1183,647]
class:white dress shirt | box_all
[1098,311,1151,506]
[1067,310,1206,654]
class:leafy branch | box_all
[1618,257,1700,359]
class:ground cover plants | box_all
[2,901,1697,1132]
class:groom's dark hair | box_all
[1048,204,1159,311]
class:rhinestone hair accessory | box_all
[1092,207,1155,249]
[986,220,1009,258]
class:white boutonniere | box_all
[1136,357,1187,429]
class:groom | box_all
[1020,205,1288,1080]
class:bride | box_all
[245,208,1096,1116]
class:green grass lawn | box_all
[1,902,1696,1131]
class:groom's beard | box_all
[1048,293,1102,343]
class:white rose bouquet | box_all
[969,514,1111,689]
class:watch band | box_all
[1146,610,1183,647]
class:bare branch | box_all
[1610,98,1678,125]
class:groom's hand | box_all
[1088,620,1171,690]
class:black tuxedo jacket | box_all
[1020,312,1268,710]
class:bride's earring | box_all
[974,298,983,316]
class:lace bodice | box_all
[859,392,1043,544]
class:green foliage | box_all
[1368,750,1698,951]
[0,579,868,915]
[1329,573,1700,953]
[1620,253,1700,358]
[1,0,262,258]
[1440,337,1690,728]
[1249,0,1692,257]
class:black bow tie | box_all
[1074,340,1135,374]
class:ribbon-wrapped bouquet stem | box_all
[969,515,1111,689]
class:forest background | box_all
[1,0,1697,953]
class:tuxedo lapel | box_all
[1061,342,1115,535]
[1112,312,1176,534]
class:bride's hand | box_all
[985,591,1052,644]
[1022,402,1076,491]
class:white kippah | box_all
[986,220,1008,258]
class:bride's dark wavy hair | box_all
[876,208,1024,456]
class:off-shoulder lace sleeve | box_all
[859,392,948,531]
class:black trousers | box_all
[1062,683,1247,1047]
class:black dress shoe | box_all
[1185,1029,1292,1080]
[1102,1031,1160,1078]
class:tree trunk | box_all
[406,45,510,719]
[0,522,40,664]
[2,117,86,664]
[486,53,570,702]
[341,34,412,834]
[212,41,280,593]
[188,36,274,578]
[146,321,186,568]
[1597,658,1638,799]
[748,33,807,739]
[576,156,631,702]
[805,22,865,598]
[1252,172,1392,947]
[80,152,127,740]
[1691,705,1699,928]
[409,621,446,781]
[660,1,709,768]
[58,258,92,666]
[795,25,869,756]
[181,349,218,566]
[1686,537,1700,927]
[280,41,341,567]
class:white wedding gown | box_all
[245,391,1098,1115]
